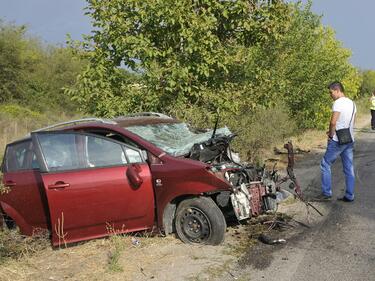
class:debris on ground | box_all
[131,237,140,246]
[258,234,286,245]
[274,147,310,155]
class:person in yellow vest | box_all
[371,90,375,130]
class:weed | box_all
[54,212,68,248]
[107,234,125,273]
[106,224,126,273]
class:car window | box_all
[85,135,127,167]
[36,132,144,171]
[31,153,40,169]
[82,129,146,163]
[38,133,80,171]
[125,147,143,163]
[5,141,32,172]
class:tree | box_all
[0,20,86,113]
[67,0,292,117]
[68,0,361,132]
[266,2,361,129]
[0,21,27,102]
[360,70,375,96]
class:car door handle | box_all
[48,182,70,189]
[5,181,16,187]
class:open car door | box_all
[31,131,154,246]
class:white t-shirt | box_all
[332,97,356,142]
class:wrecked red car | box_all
[1,113,279,246]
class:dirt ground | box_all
[0,199,331,281]
[0,115,370,281]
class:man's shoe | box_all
[337,196,354,202]
[314,194,332,201]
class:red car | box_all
[1,113,277,246]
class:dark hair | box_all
[328,81,344,93]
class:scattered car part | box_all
[258,233,286,245]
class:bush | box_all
[0,104,44,120]
[360,70,375,97]
[228,104,297,162]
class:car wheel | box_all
[175,197,226,245]
[1,213,16,229]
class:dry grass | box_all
[0,105,81,159]
[0,228,50,264]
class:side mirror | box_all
[126,164,143,189]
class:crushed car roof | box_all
[11,113,180,143]
[114,112,180,127]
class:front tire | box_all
[175,197,226,245]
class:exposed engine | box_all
[188,133,280,221]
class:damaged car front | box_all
[121,116,279,232]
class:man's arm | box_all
[327,111,340,139]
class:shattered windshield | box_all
[126,123,232,156]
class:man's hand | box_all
[326,131,333,139]
[328,111,340,140]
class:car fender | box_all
[0,201,33,235]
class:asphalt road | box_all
[221,128,375,281]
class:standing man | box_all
[370,90,375,130]
[319,81,356,202]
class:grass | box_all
[0,228,50,264]
[107,234,125,273]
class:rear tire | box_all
[175,197,226,245]
[0,213,16,229]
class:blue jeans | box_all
[320,140,355,200]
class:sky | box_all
[0,0,374,70]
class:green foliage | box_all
[0,104,43,119]
[264,2,362,129]
[355,97,371,116]
[360,70,375,96]
[0,20,86,112]
[68,0,291,117]
[228,104,297,161]
[69,1,360,124]
[107,234,124,273]
[0,21,27,103]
